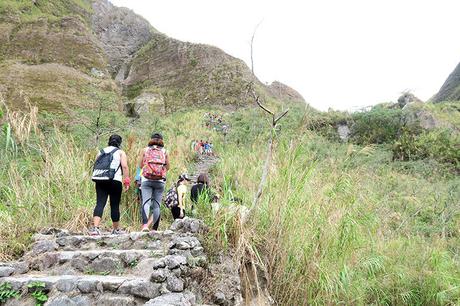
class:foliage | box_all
[393,128,460,169]
[349,105,403,144]
[0,282,19,303]
[27,281,48,306]
[206,106,460,305]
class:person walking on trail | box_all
[191,139,196,152]
[171,174,191,219]
[138,133,170,232]
[190,173,213,212]
[90,134,130,236]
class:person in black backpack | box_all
[89,135,130,235]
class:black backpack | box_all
[164,184,179,208]
[91,148,119,181]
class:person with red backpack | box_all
[137,133,170,232]
[89,134,130,236]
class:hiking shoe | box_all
[111,228,125,235]
[89,227,101,236]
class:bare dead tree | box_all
[246,24,289,217]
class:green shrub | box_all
[350,106,403,144]
[393,128,460,169]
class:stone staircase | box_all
[0,218,219,306]
[188,155,219,183]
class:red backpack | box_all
[142,146,167,180]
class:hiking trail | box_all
[0,155,243,306]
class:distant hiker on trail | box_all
[167,174,191,219]
[191,139,197,152]
[90,134,130,236]
[138,133,170,232]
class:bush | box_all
[393,128,460,169]
[350,106,403,144]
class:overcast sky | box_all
[111,0,460,111]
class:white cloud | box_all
[110,0,460,110]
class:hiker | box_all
[90,134,130,235]
[171,174,191,219]
[138,133,170,232]
[204,141,210,155]
[198,140,204,155]
[190,173,213,211]
[191,139,196,152]
[209,142,214,156]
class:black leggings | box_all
[171,207,185,220]
[94,181,122,222]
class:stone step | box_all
[29,231,177,254]
[26,249,166,275]
[0,274,161,301]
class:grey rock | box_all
[150,269,167,282]
[170,236,200,250]
[337,124,350,141]
[96,295,136,306]
[165,255,187,269]
[0,266,15,277]
[145,292,194,306]
[214,291,226,305]
[152,258,166,269]
[91,0,153,75]
[56,236,81,247]
[120,251,141,266]
[46,295,77,306]
[31,240,58,255]
[432,61,460,102]
[77,279,103,293]
[166,275,184,292]
[118,280,160,299]
[12,261,29,274]
[70,257,88,272]
[90,67,105,78]
[71,296,91,306]
[90,257,122,273]
[34,253,58,270]
[56,278,77,292]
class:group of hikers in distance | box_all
[191,139,214,156]
[89,133,213,236]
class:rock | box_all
[77,279,103,293]
[145,292,195,306]
[120,251,141,266]
[337,124,350,141]
[90,257,122,273]
[0,266,15,277]
[46,295,77,306]
[71,296,91,306]
[33,253,58,270]
[70,257,88,272]
[166,275,184,292]
[170,236,200,250]
[90,67,105,78]
[12,261,29,274]
[214,291,226,305]
[165,255,187,269]
[432,61,460,102]
[150,269,167,282]
[152,258,166,269]
[118,280,160,299]
[31,240,58,255]
[56,236,81,247]
[56,278,77,292]
[96,295,136,306]
[170,217,206,233]
[397,91,422,108]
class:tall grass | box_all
[0,105,216,259]
[211,107,460,305]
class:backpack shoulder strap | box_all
[109,147,119,154]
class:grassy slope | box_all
[213,105,460,305]
[0,100,459,304]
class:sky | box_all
[111,0,460,111]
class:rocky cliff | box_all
[432,61,460,102]
[0,0,304,115]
